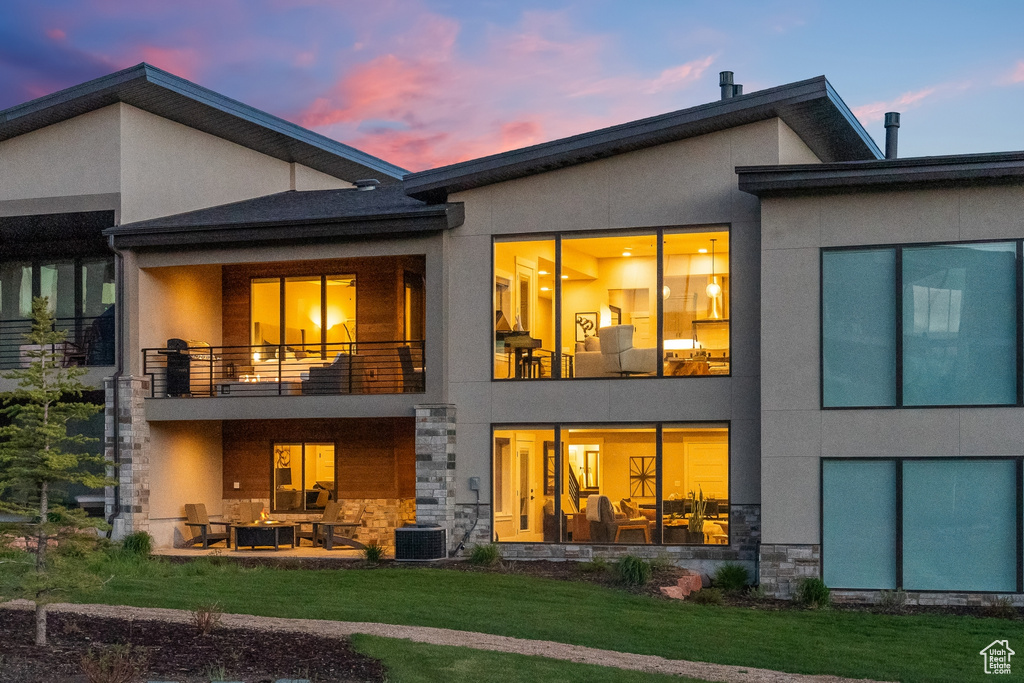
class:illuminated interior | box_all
[251,275,356,358]
[493,229,729,379]
[272,442,336,512]
[493,424,729,544]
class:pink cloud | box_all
[138,46,202,81]
[1005,60,1024,84]
[295,7,718,170]
[46,28,66,41]
[852,82,971,124]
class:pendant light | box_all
[705,238,721,319]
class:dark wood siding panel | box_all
[221,417,415,500]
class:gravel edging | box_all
[2,601,894,683]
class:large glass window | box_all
[822,460,898,589]
[251,274,356,358]
[662,231,730,376]
[493,228,729,380]
[902,459,1017,592]
[822,249,897,407]
[903,243,1017,406]
[492,423,729,545]
[493,239,556,378]
[272,442,335,512]
[0,258,115,367]
[822,241,1019,408]
[491,428,555,542]
[822,458,1022,593]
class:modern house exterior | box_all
[2,63,1022,605]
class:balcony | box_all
[142,340,424,398]
[0,315,114,369]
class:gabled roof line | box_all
[404,75,883,203]
[0,63,407,182]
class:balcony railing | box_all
[142,340,425,398]
[0,315,114,369]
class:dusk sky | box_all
[2,1,1023,171]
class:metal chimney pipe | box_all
[884,112,900,159]
[733,84,743,96]
[720,71,734,99]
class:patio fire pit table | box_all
[232,522,296,550]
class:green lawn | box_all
[64,556,1024,683]
[351,635,708,682]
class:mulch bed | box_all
[0,610,386,683]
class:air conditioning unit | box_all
[395,524,447,561]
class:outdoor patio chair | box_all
[235,501,264,523]
[314,504,366,550]
[184,503,230,549]
[295,501,341,547]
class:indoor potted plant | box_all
[686,487,707,544]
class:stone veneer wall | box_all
[490,504,760,577]
[453,502,493,551]
[832,590,1024,607]
[758,544,820,599]
[104,376,151,539]
[414,404,456,546]
[216,497,415,551]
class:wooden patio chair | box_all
[315,504,366,551]
[295,500,341,547]
[235,501,264,523]
[184,503,230,549]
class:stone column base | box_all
[104,376,152,540]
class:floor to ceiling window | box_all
[492,423,729,545]
[493,228,730,380]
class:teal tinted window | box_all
[822,460,898,589]
[822,249,897,407]
[902,243,1017,406]
[902,459,1017,592]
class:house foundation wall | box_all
[494,504,761,579]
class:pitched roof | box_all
[105,184,464,248]
[737,150,1024,196]
[0,63,406,184]
[404,76,883,203]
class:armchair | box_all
[586,495,652,544]
[184,503,230,549]
[574,326,657,377]
[301,353,364,395]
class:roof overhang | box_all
[404,76,883,203]
[737,151,1024,197]
[0,63,407,184]
[105,188,464,250]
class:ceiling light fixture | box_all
[538,270,549,275]
[622,251,631,257]
[698,248,708,254]
[706,238,721,319]
[561,274,569,279]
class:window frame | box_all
[250,273,358,355]
[820,239,1024,409]
[820,456,1024,594]
[491,225,733,381]
[269,440,338,514]
[490,420,731,546]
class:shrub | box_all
[981,597,1018,620]
[649,554,675,573]
[577,557,610,574]
[80,644,148,683]
[191,602,223,635]
[614,555,652,587]
[877,588,907,614]
[362,541,385,564]
[712,563,750,593]
[689,587,723,605]
[469,543,501,566]
[745,584,767,601]
[794,578,831,609]
[120,531,152,557]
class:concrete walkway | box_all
[4,601,893,683]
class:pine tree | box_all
[0,297,109,645]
